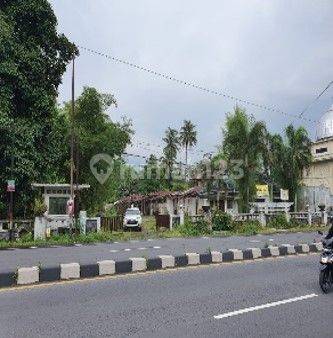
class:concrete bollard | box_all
[281,244,296,255]
[17,266,39,285]
[98,260,115,275]
[229,249,243,260]
[186,253,200,265]
[249,248,262,259]
[300,244,310,253]
[130,258,147,272]
[60,263,80,280]
[159,255,175,269]
[268,246,280,257]
[211,251,223,263]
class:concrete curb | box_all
[0,242,323,288]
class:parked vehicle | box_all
[318,232,333,293]
[123,207,142,231]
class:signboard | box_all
[280,189,289,201]
[256,184,269,197]
[7,180,15,192]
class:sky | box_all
[49,0,333,165]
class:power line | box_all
[77,45,316,124]
[123,151,187,166]
[299,80,333,117]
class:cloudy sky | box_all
[50,0,333,164]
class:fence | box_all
[233,213,260,223]
[101,216,123,232]
[0,220,33,232]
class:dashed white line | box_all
[124,248,131,252]
[153,246,161,249]
[138,247,147,250]
[214,294,318,320]
[110,250,119,253]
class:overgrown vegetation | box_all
[212,211,233,231]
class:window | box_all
[49,197,68,215]
[315,147,327,154]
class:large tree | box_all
[222,107,268,212]
[269,125,312,210]
[0,0,77,217]
[179,120,197,180]
[162,127,180,186]
[64,87,133,214]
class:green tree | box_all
[63,87,133,214]
[222,107,268,212]
[179,120,197,179]
[162,128,180,186]
[138,155,167,194]
[0,0,77,217]
[269,125,312,210]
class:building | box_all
[31,183,90,231]
[302,104,333,211]
[114,184,239,217]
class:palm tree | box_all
[162,128,179,186]
[222,106,268,212]
[179,120,197,180]
[270,125,312,210]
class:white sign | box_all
[280,189,289,201]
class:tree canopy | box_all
[0,0,77,217]
[222,106,268,212]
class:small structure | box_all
[302,104,333,210]
[114,183,239,229]
[32,183,90,237]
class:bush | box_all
[33,198,47,217]
[267,214,292,229]
[177,218,210,236]
[212,211,234,231]
[237,221,261,235]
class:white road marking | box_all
[249,240,260,243]
[153,246,161,249]
[124,248,131,251]
[113,242,119,244]
[138,247,147,250]
[110,250,118,253]
[214,294,318,320]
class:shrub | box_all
[33,198,47,217]
[290,219,307,228]
[237,221,261,235]
[177,218,210,236]
[267,214,292,229]
[212,211,234,231]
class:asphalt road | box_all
[0,254,331,337]
[0,232,322,273]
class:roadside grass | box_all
[0,216,328,250]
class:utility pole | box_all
[69,56,75,234]
[8,155,14,240]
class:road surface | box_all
[0,231,321,273]
[0,254,331,337]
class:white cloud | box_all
[50,0,333,163]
